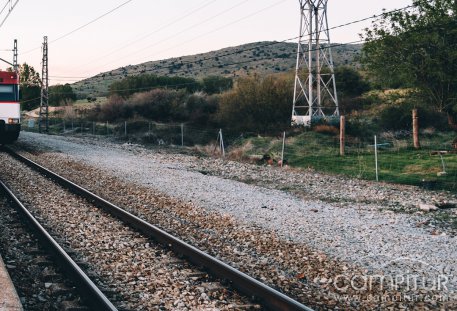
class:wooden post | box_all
[413,109,420,149]
[340,115,345,156]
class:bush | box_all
[378,103,448,131]
[313,125,338,135]
[186,92,219,126]
[109,74,200,98]
[217,74,293,133]
[128,89,184,121]
[202,76,233,95]
[99,95,130,120]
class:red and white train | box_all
[0,70,20,144]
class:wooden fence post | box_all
[413,109,420,149]
[340,116,345,156]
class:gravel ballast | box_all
[0,152,254,310]
[11,132,457,309]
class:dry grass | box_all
[227,141,254,161]
[402,164,441,175]
[193,143,224,157]
[313,125,339,135]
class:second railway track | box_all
[0,146,312,311]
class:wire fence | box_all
[22,118,457,193]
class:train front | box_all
[0,71,20,144]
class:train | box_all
[0,70,20,144]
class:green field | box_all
[238,131,457,192]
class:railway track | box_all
[0,146,313,311]
[0,186,116,311]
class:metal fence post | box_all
[374,135,379,182]
[124,121,127,137]
[181,123,184,147]
[281,131,286,167]
[219,129,225,158]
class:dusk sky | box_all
[0,0,411,85]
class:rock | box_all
[418,204,438,212]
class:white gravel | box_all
[15,132,457,299]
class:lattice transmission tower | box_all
[39,36,49,133]
[291,0,339,127]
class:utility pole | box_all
[39,36,49,133]
[292,0,339,127]
[13,39,17,72]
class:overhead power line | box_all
[46,39,364,97]
[84,0,255,75]
[68,0,220,71]
[0,0,19,29]
[140,0,287,66]
[55,2,418,82]
[50,2,416,83]
[21,0,135,55]
[115,2,451,90]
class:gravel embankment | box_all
[0,152,253,310]
[11,132,457,309]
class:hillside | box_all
[72,41,362,97]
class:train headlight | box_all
[8,118,20,124]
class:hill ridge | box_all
[73,41,362,97]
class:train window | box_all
[0,85,13,93]
[0,85,18,101]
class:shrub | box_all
[217,74,293,133]
[313,125,338,135]
[99,95,129,121]
[379,103,448,131]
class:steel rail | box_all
[4,147,314,311]
[0,179,118,311]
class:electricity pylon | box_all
[39,36,49,133]
[292,0,339,127]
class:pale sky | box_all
[0,0,412,85]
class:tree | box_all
[201,76,233,95]
[49,84,77,106]
[19,63,41,86]
[109,74,200,98]
[361,0,457,127]
[18,63,41,111]
[335,67,370,98]
[335,67,370,114]
[217,74,293,133]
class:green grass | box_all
[240,131,457,192]
[73,97,108,108]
